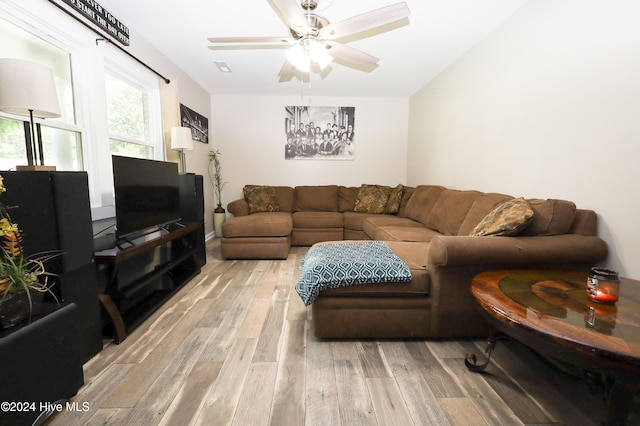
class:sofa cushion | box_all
[372,226,441,242]
[384,184,404,214]
[396,186,416,217]
[338,186,359,212]
[426,190,481,235]
[292,211,343,229]
[470,198,534,236]
[362,215,423,238]
[294,185,339,212]
[458,193,514,236]
[521,199,577,236]
[222,212,292,238]
[243,185,280,214]
[316,241,430,297]
[295,241,412,305]
[344,211,382,232]
[402,185,446,225]
[273,186,295,212]
[354,184,390,214]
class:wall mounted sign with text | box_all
[59,0,130,46]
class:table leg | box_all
[605,378,638,426]
[465,327,511,372]
[98,294,127,344]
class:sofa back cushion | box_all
[396,186,416,217]
[338,186,359,212]
[401,185,446,225]
[294,185,339,212]
[426,189,481,235]
[457,192,513,236]
[520,198,577,236]
[274,186,295,212]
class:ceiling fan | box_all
[207,0,410,80]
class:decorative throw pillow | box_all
[470,198,534,236]
[384,184,404,214]
[243,185,280,214]
[354,184,390,214]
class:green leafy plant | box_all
[208,149,227,209]
[0,177,58,322]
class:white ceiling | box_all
[96,0,528,97]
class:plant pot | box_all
[214,207,226,238]
[0,290,44,329]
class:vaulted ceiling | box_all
[97,0,528,97]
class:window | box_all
[0,5,165,217]
[105,72,155,160]
[0,17,83,171]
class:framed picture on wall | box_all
[180,103,209,143]
[285,106,355,160]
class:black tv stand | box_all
[95,221,205,343]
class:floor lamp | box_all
[171,126,194,174]
[0,58,62,171]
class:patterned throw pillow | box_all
[243,185,280,214]
[354,184,390,214]
[384,184,404,214]
[470,198,534,236]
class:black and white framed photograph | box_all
[180,103,209,143]
[285,106,355,160]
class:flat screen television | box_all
[112,155,181,239]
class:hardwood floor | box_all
[48,239,636,425]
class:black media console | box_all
[95,174,206,343]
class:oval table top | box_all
[471,269,640,373]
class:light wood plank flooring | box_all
[48,240,637,425]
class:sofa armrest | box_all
[227,198,249,217]
[428,234,608,267]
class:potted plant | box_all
[209,149,227,237]
[0,177,58,329]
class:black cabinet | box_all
[0,302,84,426]
[0,171,102,363]
[95,174,206,343]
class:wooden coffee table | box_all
[467,269,640,425]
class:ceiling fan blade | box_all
[278,60,297,81]
[208,36,294,44]
[325,41,379,66]
[270,0,311,36]
[319,2,410,40]
[208,44,291,51]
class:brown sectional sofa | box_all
[221,184,608,338]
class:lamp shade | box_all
[0,58,61,118]
[171,126,194,150]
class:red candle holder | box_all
[586,267,620,304]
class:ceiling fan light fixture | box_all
[308,39,333,69]
[285,43,311,72]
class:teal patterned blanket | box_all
[295,241,412,306]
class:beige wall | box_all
[407,0,640,277]
[210,95,409,209]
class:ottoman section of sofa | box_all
[312,241,431,338]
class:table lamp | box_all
[171,126,194,174]
[0,58,61,171]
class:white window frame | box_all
[91,55,164,220]
[0,1,166,221]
